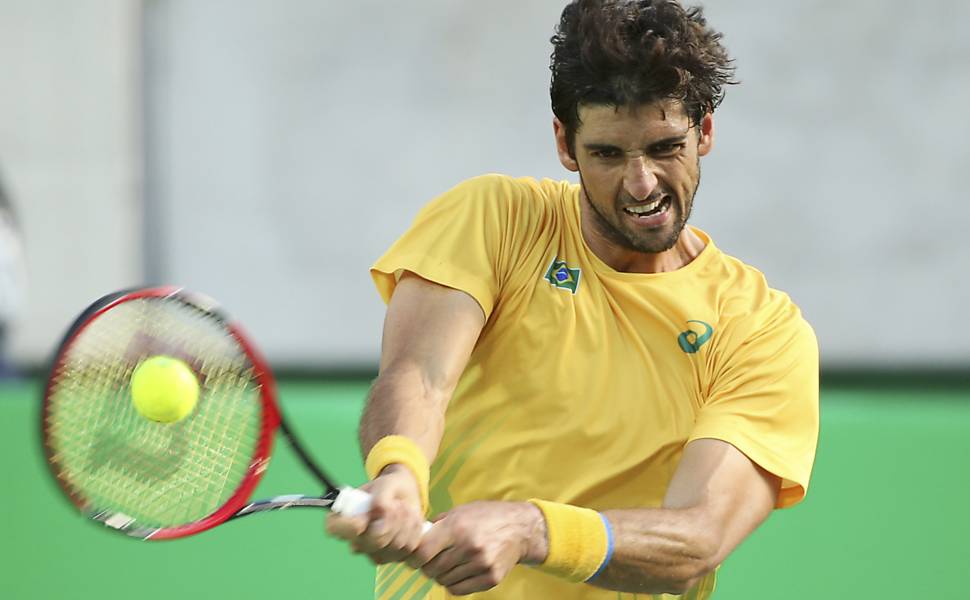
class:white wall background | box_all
[143,0,571,368]
[4,0,969,370]
[0,0,142,366]
[701,1,970,369]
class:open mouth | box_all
[623,196,671,219]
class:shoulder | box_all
[418,174,574,243]
[427,174,569,212]
[705,248,817,354]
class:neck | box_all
[580,198,706,274]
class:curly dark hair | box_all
[550,0,736,153]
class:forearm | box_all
[518,502,717,595]
[359,367,450,461]
[360,273,483,462]
[589,507,718,594]
[579,439,779,593]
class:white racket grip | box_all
[333,486,372,516]
[333,487,432,534]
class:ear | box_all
[553,118,579,172]
[697,113,715,157]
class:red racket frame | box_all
[41,286,282,540]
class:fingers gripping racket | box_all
[41,286,381,540]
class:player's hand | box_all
[406,501,548,596]
[325,464,426,564]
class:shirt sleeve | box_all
[370,174,528,319]
[689,299,820,509]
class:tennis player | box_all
[327,1,819,598]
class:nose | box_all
[624,156,659,202]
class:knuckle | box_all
[447,518,467,538]
[371,547,404,565]
[370,496,393,512]
[471,556,491,573]
[365,527,391,547]
[358,536,385,555]
[422,557,443,576]
[423,557,444,575]
[411,547,432,565]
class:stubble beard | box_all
[579,164,701,255]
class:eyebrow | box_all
[648,134,690,147]
[583,134,690,153]
[583,143,623,152]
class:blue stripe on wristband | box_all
[586,513,615,582]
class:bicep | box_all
[380,271,486,394]
[663,438,780,563]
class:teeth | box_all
[625,198,664,215]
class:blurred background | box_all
[1,1,967,599]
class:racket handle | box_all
[333,487,433,534]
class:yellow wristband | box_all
[365,435,430,514]
[528,499,614,583]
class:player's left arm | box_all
[408,438,778,596]
[588,437,779,594]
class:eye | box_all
[590,148,622,160]
[652,143,686,157]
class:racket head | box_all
[41,286,281,540]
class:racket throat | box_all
[232,491,341,519]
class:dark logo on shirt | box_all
[544,258,581,294]
[678,321,714,353]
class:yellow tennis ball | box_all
[130,356,199,424]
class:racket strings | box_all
[44,297,264,529]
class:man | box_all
[328,1,819,598]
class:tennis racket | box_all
[41,286,395,540]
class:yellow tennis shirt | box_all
[370,174,820,600]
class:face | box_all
[554,101,714,259]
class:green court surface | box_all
[2,379,967,599]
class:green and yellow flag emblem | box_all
[544,258,581,294]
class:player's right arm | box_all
[325,271,485,563]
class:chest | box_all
[477,256,713,437]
